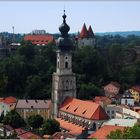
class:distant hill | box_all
[96,31,140,37]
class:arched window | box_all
[65,61,68,68]
[57,61,59,68]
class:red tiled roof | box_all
[79,23,88,38]
[56,118,85,135]
[24,35,54,45]
[18,131,41,139]
[15,128,27,135]
[131,86,140,93]
[88,25,94,38]
[49,132,74,139]
[60,97,109,120]
[94,96,112,104]
[88,125,125,139]
[0,96,17,104]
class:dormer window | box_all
[74,107,78,112]
[82,110,87,115]
[66,105,70,110]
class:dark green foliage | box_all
[78,83,104,100]
[42,119,60,135]
[0,35,140,99]
[27,114,44,129]
[0,111,4,123]
[107,124,140,139]
[3,110,26,128]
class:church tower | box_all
[51,11,76,118]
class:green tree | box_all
[27,114,44,129]
[0,111,5,123]
[107,124,140,139]
[3,110,26,128]
[78,83,103,100]
[42,119,60,135]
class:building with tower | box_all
[51,12,109,137]
[78,23,95,48]
[51,10,76,118]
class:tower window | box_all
[65,62,68,68]
[57,61,59,68]
[65,56,68,60]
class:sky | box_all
[0,1,140,34]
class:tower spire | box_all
[63,10,66,23]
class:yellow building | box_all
[129,88,140,102]
[15,99,51,120]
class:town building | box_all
[102,119,137,127]
[103,81,120,98]
[51,10,76,118]
[129,86,140,103]
[77,23,95,48]
[24,34,55,46]
[121,90,134,106]
[58,97,109,130]
[88,125,125,139]
[15,128,42,139]
[15,99,51,120]
[0,96,17,115]
[105,104,140,119]
[94,96,112,106]
[31,29,46,35]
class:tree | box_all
[3,110,26,128]
[107,124,140,139]
[0,111,4,123]
[27,114,44,129]
[42,119,60,135]
[78,83,103,100]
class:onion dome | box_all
[57,10,73,52]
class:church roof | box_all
[60,97,109,120]
[88,25,94,38]
[79,23,89,38]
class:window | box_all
[82,110,87,115]
[66,105,70,110]
[74,107,78,112]
[57,61,59,68]
[65,56,68,60]
[107,110,110,113]
[112,111,114,114]
[65,62,68,68]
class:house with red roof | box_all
[15,128,42,139]
[24,34,55,46]
[58,97,109,132]
[77,23,95,48]
[0,96,17,115]
[103,81,121,99]
[94,96,112,106]
[88,125,125,139]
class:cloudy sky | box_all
[0,1,140,34]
